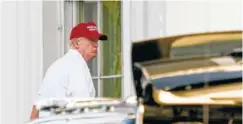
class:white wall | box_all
[130,1,145,41]
[165,0,242,36]
[165,1,209,35]
[208,0,242,31]
[1,1,43,124]
[130,0,242,41]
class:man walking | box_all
[30,22,107,120]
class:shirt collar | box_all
[68,49,86,62]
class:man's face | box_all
[77,37,99,60]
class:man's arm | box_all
[30,105,39,120]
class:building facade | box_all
[1,0,241,123]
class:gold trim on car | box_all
[152,82,242,106]
[171,33,242,48]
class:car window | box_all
[170,33,242,58]
[152,69,242,90]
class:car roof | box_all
[133,30,242,43]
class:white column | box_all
[1,1,43,124]
[43,1,63,74]
[121,1,135,99]
[1,2,18,124]
[130,1,145,41]
[63,1,74,52]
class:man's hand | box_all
[30,105,39,120]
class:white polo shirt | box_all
[35,49,95,105]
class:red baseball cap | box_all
[70,22,107,40]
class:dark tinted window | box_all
[171,39,242,58]
[153,70,242,90]
[132,40,162,63]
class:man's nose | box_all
[93,43,98,47]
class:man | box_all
[30,22,107,120]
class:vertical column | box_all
[43,1,60,74]
[143,1,148,38]
[57,1,65,55]
[147,1,167,37]
[1,1,43,123]
[63,1,74,52]
[130,1,145,41]
[97,1,103,97]
[1,2,18,124]
[121,1,134,99]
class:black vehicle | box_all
[132,31,242,124]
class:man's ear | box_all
[71,39,79,49]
